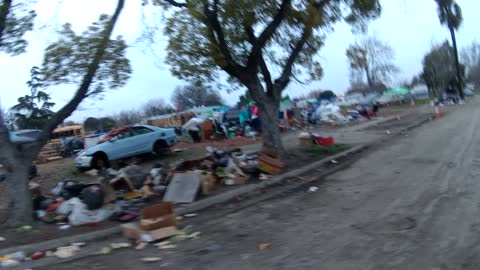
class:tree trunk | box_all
[257,97,283,152]
[365,67,373,88]
[449,27,465,100]
[0,126,35,226]
[4,160,33,226]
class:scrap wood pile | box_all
[28,146,285,228]
[35,142,63,164]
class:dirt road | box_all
[36,103,480,270]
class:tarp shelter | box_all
[280,96,295,112]
[307,98,319,104]
[384,88,410,96]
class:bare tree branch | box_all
[204,0,243,75]
[273,1,328,95]
[163,0,187,8]
[32,0,125,157]
[274,29,310,95]
[247,0,291,69]
[245,25,273,94]
[0,0,12,44]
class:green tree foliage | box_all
[434,0,464,98]
[306,89,335,100]
[319,90,336,100]
[172,84,224,110]
[83,117,116,132]
[346,34,398,88]
[157,0,381,150]
[422,41,465,97]
[11,66,55,129]
[0,0,35,55]
[41,16,132,96]
[236,91,253,108]
[461,41,480,85]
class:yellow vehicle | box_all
[50,125,85,142]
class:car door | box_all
[106,130,136,159]
[129,126,155,155]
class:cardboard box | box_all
[140,203,176,231]
[257,154,285,175]
[259,149,280,159]
[123,191,143,200]
[233,175,247,185]
[121,223,177,242]
[300,137,315,145]
[200,172,216,195]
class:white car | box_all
[75,125,177,170]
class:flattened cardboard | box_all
[163,172,201,203]
[121,223,177,242]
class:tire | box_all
[91,153,109,170]
[153,140,169,155]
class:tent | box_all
[279,96,295,112]
[384,88,409,96]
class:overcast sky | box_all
[0,0,478,122]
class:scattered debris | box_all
[330,159,338,164]
[184,213,198,218]
[122,203,178,243]
[0,237,5,242]
[55,245,80,258]
[30,251,45,260]
[187,232,201,239]
[135,242,148,250]
[173,148,184,153]
[259,174,270,180]
[98,247,112,255]
[59,224,71,230]
[385,130,391,134]
[1,260,19,267]
[258,243,271,251]
[141,257,162,263]
[16,225,32,232]
[154,241,171,247]
[240,254,251,260]
[308,186,319,193]
[110,243,132,249]
[157,244,176,250]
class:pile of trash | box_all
[30,146,285,229]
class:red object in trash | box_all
[316,137,334,146]
[31,251,45,260]
[46,201,64,212]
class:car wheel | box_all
[153,140,169,155]
[92,153,109,170]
